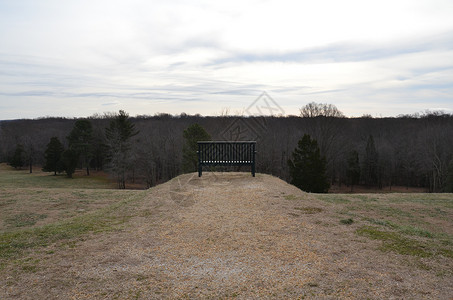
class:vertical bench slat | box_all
[197,141,256,177]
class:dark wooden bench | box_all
[197,141,256,177]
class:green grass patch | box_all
[340,218,354,225]
[367,218,394,227]
[356,226,432,257]
[398,225,434,238]
[0,214,120,259]
[313,192,453,261]
[0,187,140,232]
[4,213,47,228]
[352,195,378,202]
[390,193,453,204]
[365,218,444,241]
[294,207,323,214]
[437,248,453,258]
[366,218,434,238]
[0,190,146,260]
[316,195,351,204]
[378,206,416,219]
[14,257,41,273]
[284,194,299,201]
[0,163,113,189]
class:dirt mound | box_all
[2,173,451,299]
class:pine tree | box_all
[67,119,93,175]
[182,123,211,173]
[61,149,79,178]
[105,110,139,189]
[288,134,329,193]
[42,137,64,175]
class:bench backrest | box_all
[197,141,256,176]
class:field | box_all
[0,164,452,299]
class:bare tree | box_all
[418,121,452,192]
[299,102,344,118]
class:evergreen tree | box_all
[362,135,379,186]
[42,137,64,175]
[287,134,329,193]
[346,150,360,191]
[182,123,211,173]
[61,149,79,178]
[10,144,25,169]
[105,110,139,189]
[67,119,93,175]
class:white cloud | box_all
[0,0,452,119]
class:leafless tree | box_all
[299,102,345,118]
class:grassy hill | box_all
[0,165,452,299]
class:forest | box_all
[1,107,453,192]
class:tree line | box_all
[1,105,453,192]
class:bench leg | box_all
[252,163,255,177]
[198,164,202,177]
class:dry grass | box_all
[0,168,452,299]
[0,163,115,189]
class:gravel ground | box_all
[1,172,452,299]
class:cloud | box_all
[208,30,453,65]
[0,0,452,119]
[101,102,120,106]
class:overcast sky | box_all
[1,0,452,120]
